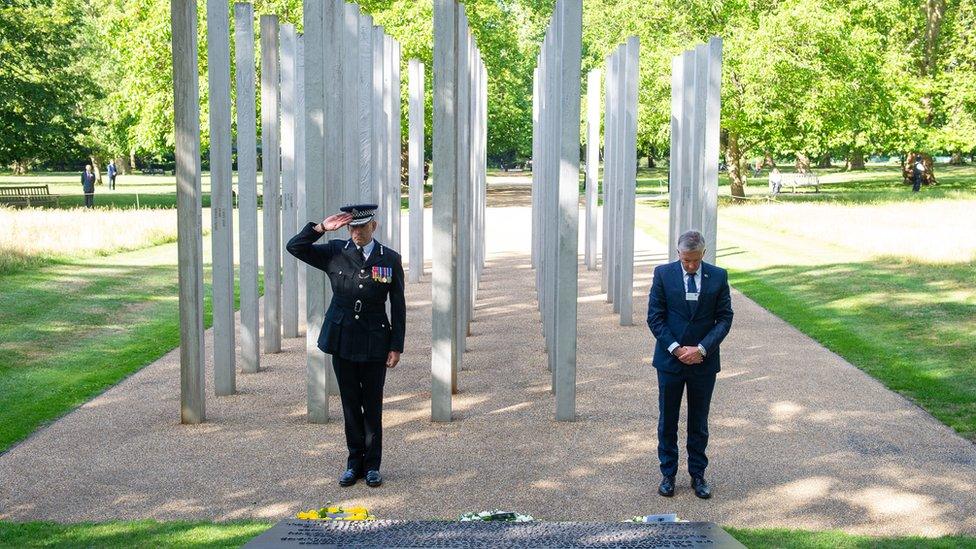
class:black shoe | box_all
[691,476,712,499]
[658,475,675,497]
[365,470,383,487]
[339,468,359,487]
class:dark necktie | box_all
[686,272,698,294]
[359,246,367,262]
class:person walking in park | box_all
[768,167,783,194]
[81,164,96,208]
[912,156,925,192]
[107,160,118,190]
[286,204,406,488]
[646,230,734,500]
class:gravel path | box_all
[2,196,975,537]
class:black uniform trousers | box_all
[332,355,387,473]
[657,367,716,478]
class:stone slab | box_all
[243,520,745,548]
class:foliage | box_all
[0,0,100,170]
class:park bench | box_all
[0,185,60,208]
[769,172,819,194]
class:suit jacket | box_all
[81,171,96,192]
[286,222,406,362]
[646,260,734,375]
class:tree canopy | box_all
[2,0,974,188]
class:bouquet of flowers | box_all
[623,513,682,523]
[459,510,535,522]
[296,504,375,521]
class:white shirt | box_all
[667,268,707,358]
[357,239,376,260]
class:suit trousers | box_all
[657,367,716,478]
[332,356,387,472]
[84,193,94,208]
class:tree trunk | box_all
[117,156,131,175]
[924,0,946,78]
[949,151,964,165]
[795,153,811,173]
[762,151,776,168]
[647,155,655,168]
[902,152,937,185]
[723,131,746,199]
[846,150,866,170]
[816,153,833,169]
[90,156,103,185]
[129,149,137,172]
[12,160,29,174]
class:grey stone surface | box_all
[260,14,282,354]
[432,1,486,421]
[357,13,373,203]
[617,37,639,327]
[668,38,721,264]
[280,23,299,340]
[341,3,359,206]
[296,34,307,334]
[303,0,329,423]
[432,0,460,422]
[206,0,236,396]
[234,2,260,375]
[244,520,744,548]
[408,59,425,283]
[584,69,600,272]
[172,0,205,423]
[323,0,343,397]
[532,0,582,420]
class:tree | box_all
[0,0,100,172]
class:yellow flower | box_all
[345,506,368,514]
[326,506,341,514]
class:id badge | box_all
[685,292,699,301]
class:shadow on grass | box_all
[0,257,264,454]
[727,258,976,440]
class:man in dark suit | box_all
[646,230,734,499]
[286,204,406,488]
[81,165,96,208]
[107,160,118,190]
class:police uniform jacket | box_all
[286,222,406,362]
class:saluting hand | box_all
[386,351,401,369]
[316,212,354,232]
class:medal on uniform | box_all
[372,266,391,283]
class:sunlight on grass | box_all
[0,520,273,548]
[0,206,185,274]
[721,199,976,263]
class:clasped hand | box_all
[675,345,703,365]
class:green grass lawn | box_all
[637,197,976,441]
[0,521,973,548]
[0,520,272,548]
[0,232,262,454]
[592,163,976,204]
[0,171,421,210]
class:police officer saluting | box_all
[286,204,405,488]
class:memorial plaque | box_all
[244,519,745,548]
